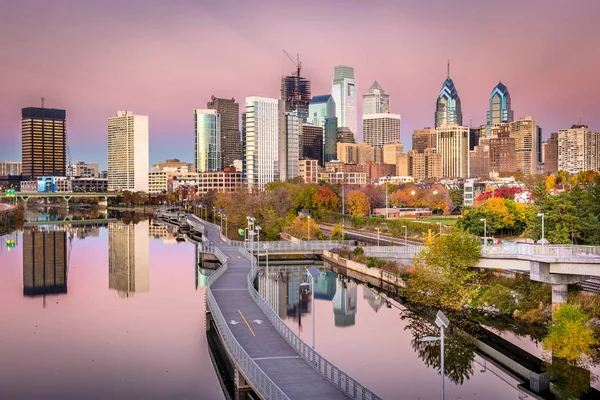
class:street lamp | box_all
[403,225,408,245]
[437,222,442,236]
[255,226,261,255]
[480,218,487,246]
[420,310,450,400]
[264,244,270,300]
[219,212,223,233]
[341,223,344,242]
[306,266,320,349]
[212,206,216,224]
[307,216,311,240]
[385,176,390,219]
[537,212,545,244]
[224,214,228,237]
[376,227,380,246]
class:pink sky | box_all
[1,0,599,168]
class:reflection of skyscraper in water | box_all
[363,287,384,313]
[22,228,67,296]
[333,277,357,327]
[108,220,149,298]
[259,266,289,319]
[313,271,337,300]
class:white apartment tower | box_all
[245,97,280,191]
[278,100,300,182]
[510,116,539,176]
[108,220,149,297]
[107,111,149,192]
[331,65,357,136]
[194,109,221,172]
[557,124,600,172]
[436,124,470,178]
[363,114,402,148]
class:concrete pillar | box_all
[234,368,251,400]
[552,284,568,312]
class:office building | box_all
[469,145,490,178]
[336,127,355,144]
[486,82,514,135]
[363,114,401,148]
[469,127,482,150]
[107,110,149,192]
[245,97,279,191]
[279,101,300,182]
[299,159,319,184]
[67,161,99,178]
[489,131,517,174]
[331,65,357,135]
[308,95,336,129]
[362,81,389,114]
[510,116,538,175]
[71,178,108,192]
[21,107,66,179]
[319,171,366,185]
[324,117,339,162]
[300,123,323,166]
[399,149,442,180]
[22,229,67,296]
[108,220,149,298]
[544,132,559,175]
[207,96,242,168]
[281,68,311,122]
[194,109,221,172]
[0,161,21,176]
[412,128,437,154]
[152,159,194,172]
[337,142,377,164]
[557,125,600,172]
[382,142,404,166]
[435,63,462,127]
[436,124,470,178]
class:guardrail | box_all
[205,251,290,400]
[246,240,355,252]
[481,243,600,260]
[198,245,229,265]
[243,247,382,400]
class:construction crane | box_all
[282,50,302,104]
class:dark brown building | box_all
[22,229,67,296]
[367,162,396,180]
[412,128,436,153]
[301,123,324,166]
[489,131,517,173]
[469,145,490,178]
[544,132,559,175]
[207,96,242,168]
[336,127,355,144]
[21,107,66,179]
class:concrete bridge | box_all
[1,192,118,209]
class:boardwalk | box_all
[201,220,363,400]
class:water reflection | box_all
[333,276,357,327]
[22,228,68,297]
[108,220,149,297]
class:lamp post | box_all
[306,266,320,349]
[376,227,380,246]
[385,176,390,219]
[219,212,223,233]
[480,218,487,246]
[307,216,311,240]
[264,244,270,300]
[537,212,545,243]
[224,214,228,237]
[341,223,344,242]
[212,206,216,224]
[420,310,450,400]
[256,226,261,257]
[404,225,408,245]
[437,222,442,236]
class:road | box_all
[318,222,423,246]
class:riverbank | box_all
[108,205,160,213]
[0,203,21,234]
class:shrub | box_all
[477,284,518,315]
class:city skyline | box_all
[1,1,599,168]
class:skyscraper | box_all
[194,109,221,172]
[363,114,401,148]
[300,123,324,166]
[486,82,514,136]
[108,220,149,298]
[544,132,559,175]
[557,125,600,173]
[278,100,300,182]
[324,117,339,162]
[436,124,470,178]
[244,97,279,191]
[435,63,462,127]
[281,70,311,122]
[362,81,389,114]
[207,96,242,168]
[21,107,66,179]
[308,95,336,129]
[331,65,357,136]
[412,128,436,153]
[22,228,67,296]
[510,116,539,175]
[107,110,149,192]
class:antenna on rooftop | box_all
[447,59,450,78]
[41,97,45,108]
[578,112,582,125]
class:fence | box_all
[242,247,382,400]
[205,253,290,400]
[481,243,600,260]
[198,245,229,265]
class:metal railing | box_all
[186,215,206,234]
[198,245,229,265]
[481,243,600,261]
[359,245,425,255]
[205,253,290,400]
[246,240,355,252]
[242,247,382,400]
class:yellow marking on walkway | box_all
[238,309,256,337]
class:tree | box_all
[288,216,322,239]
[405,229,482,311]
[545,175,557,191]
[330,223,347,241]
[542,304,596,362]
[313,187,340,216]
[346,190,370,216]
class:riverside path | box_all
[200,217,380,400]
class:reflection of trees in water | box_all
[400,306,476,385]
[546,358,597,400]
[472,313,548,344]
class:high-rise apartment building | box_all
[436,124,470,178]
[108,220,149,298]
[510,116,538,176]
[244,97,279,191]
[300,123,324,166]
[557,125,600,172]
[207,96,242,168]
[412,128,437,153]
[363,114,401,148]
[281,70,311,122]
[469,127,482,150]
[336,127,355,144]
[324,117,339,162]
[278,100,300,182]
[397,149,441,180]
[21,107,66,179]
[469,145,490,178]
[544,132,559,175]
[435,64,462,127]
[194,109,221,172]
[383,143,404,165]
[331,65,357,135]
[67,161,99,178]
[489,131,517,173]
[107,110,149,192]
[486,82,514,135]
[362,81,389,114]
[22,228,67,296]
[0,161,21,176]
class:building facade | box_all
[299,159,319,184]
[436,124,470,178]
[336,127,355,144]
[281,71,311,122]
[544,132,559,175]
[244,97,279,191]
[108,220,149,297]
[22,107,66,179]
[489,131,517,173]
[363,114,401,148]
[331,65,357,135]
[383,142,404,166]
[412,128,436,153]
[469,145,490,178]
[107,110,149,192]
[510,116,538,176]
[0,161,21,176]
[194,109,221,173]
[207,96,242,168]
[337,142,377,164]
[486,82,514,135]
[308,95,336,129]
[362,81,389,114]
[324,117,339,162]
[67,161,99,178]
[279,104,300,182]
[300,123,323,166]
[435,65,462,127]
[22,229,67,296]
[557,125,600,172]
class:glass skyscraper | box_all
[486,81,514,135]
[194,109,221,172]
[435,64,462,127]
[331,66,357,136]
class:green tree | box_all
[542,304,596,362]
[405,230,482,311]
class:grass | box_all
[407,217,460,226]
